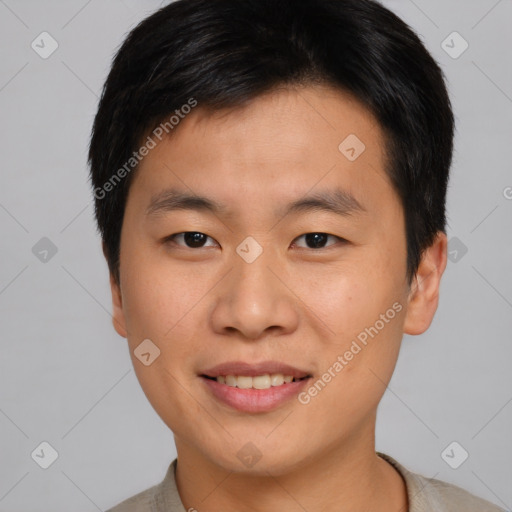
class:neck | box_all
[174,417,408,512]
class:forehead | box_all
[129,85,399,222]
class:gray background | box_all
[0,0,511,510]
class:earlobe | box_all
[403,231,448,336]
[110,272,128,338]
[103,241,128,338]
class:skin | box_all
[107,84,447,512]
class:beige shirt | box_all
[106,452,506,511]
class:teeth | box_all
[225,375,237,387]
[270,374,284,386]
[215,373,302,389]
[237,376,253,389]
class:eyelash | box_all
[163,232,346,251]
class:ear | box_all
[403,231,448,335]
[103,241,128,338]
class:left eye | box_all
[292,232,344,250]
[164,232,218,248]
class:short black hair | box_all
[88,0,454,287]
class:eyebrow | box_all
[145,187,367,219]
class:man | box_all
[88,0,505,510]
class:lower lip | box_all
[200,376,311,413]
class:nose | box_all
[210,248,300,341]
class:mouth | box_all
[199,361,313,413]
[201,373,311,390]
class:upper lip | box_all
[201,361,311,379]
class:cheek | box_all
[296,262,390,338]
[300,260,406,379]
[120,247,202,340]
[120,250,218,398]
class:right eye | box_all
[163,231,219,249]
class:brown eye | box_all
[165,232,217,248]
[292,233,344,249]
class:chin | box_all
[203,440,308,477]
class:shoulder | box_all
[417,475,506,511]
[105,481,157,512]
[106,459,185,512]
[377,452,506,512]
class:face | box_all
[109,84,446,475]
